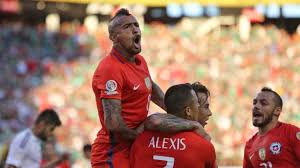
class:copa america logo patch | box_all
[105,80,118,95]
[270,142,281,155]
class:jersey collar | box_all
[110,48,141,65]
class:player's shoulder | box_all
[11,129,33,147]
[176,131,212,145]
[279,122,299,129]
[135,130,157,140]
[278,122,300,134]
[245,132,259,147]
[99,54,123,67]
[94,54,122,74]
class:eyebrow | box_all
[121,21,138,27]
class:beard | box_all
[126,44,141,55]
[253,112,274,128]
[37,132,48,141]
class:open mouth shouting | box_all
[133,34,141,49]
[252,109,263,121]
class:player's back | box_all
[130,130,216,168]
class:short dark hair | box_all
[191,82,210,98]
[261,87,283,109]
[35,109,62,126]
[164,83,194,117]
[83,144,91,152]
[108,8,131,36]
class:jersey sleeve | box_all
[243,143,254,168]
[93,63,124,100]
[5,135,26,167]
[288,124,300,160]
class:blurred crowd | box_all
[0,19,300,166]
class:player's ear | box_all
[110,32,118,43]
[185,107,192,120]
[274,106,282,117]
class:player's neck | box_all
[258,120,279,135]
[113,46,135,63]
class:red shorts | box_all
[91,142,130,168]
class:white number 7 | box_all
[153,155,175,168]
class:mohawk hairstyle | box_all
[261,87,283,109]
[108,8,132,38]
[110,8,131,21]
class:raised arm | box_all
[151,81,166,111]
[102,99,138,142]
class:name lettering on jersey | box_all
[148,136,186,150]
[105,80,118,95]
[270,142,281,155]
[296,132,300,141]
[259,148,266,161]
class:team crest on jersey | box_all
[296,132,300,141]
[144,77,151,90]
[105,80,118,95]
[270,142,281,155]
[258,148,266,161]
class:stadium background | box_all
[1,0,300,167]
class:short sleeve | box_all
[93,63,124,100]
[5,136,26,167]
[288,124,300,160]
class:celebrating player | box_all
[130,83,216,168]
[243,87,300,168]
[91,8,208,168]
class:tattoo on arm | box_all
[151,82,166,111]
[102,99,138,141]
[144,113,199,133]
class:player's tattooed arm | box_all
[102,99,138,142]
[144,113,211,140]
[144,113,198,132]
[151,81,166,111]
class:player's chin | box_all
[252,120,263,127]
[132,47,141,54]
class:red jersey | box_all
[243,122,300,168]
[91,48,152,167]
[130,131,216,168]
